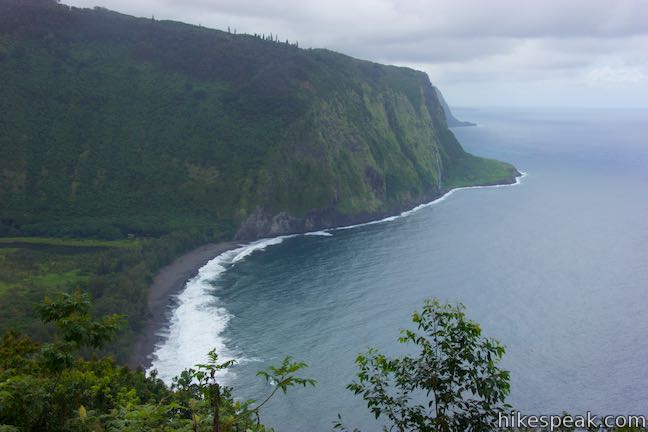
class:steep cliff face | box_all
[233,58,518,239]
[434,87,476,127]
[0,0,518,241]
[234,66,481,239]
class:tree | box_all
[0,291,125,431]
[173,350,316,431]
[36,290,123,375]
[341,299,510,432]
[0,292,315,431]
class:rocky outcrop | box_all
[234,207,338,240]
[234,165,520,240]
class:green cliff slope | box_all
[0,0,518,241]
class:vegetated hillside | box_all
[0,0,518,241]
[434,87,476,127]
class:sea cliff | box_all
[0,0,518,241]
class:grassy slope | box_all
[0,0,517,239]
[0,0,518,359]
[444,155,518,189]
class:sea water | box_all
[151,108,648,430]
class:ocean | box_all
[151,107,648,431]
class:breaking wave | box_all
[149,172,526,383]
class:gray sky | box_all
[63,0,648,108]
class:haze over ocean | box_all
[152,108,648,431]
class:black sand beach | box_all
[129,241,238,369]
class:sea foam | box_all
[336,171,527,231]
[148,236,295,383]
[304,231,333,236]
[149,171,526,383]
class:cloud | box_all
[62,0,648,107]
[587,66,647,84]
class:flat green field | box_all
[0,236,141,248]
[444,155,519,189]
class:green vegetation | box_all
[444,154,519,189]
[0,3,635,431]
[337,299,511,431]
[2,295,642,431]
[0,0,517,241]
[0,292,314,431]
[336,300,644,432]
[0,237,139,248]
[0,0,517,365]
[0,231,219,362]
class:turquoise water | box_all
[153,108,648,430]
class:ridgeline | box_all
[0,0,519,360]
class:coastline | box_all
[133,171,524,371]
[129,241,238,369]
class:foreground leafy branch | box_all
[0,291,315,432]
[3,294,641,432]
[338,298,511,432]
[178,351,316,431]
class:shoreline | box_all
[132,171,525,370]
[129,241,239,369]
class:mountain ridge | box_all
[0,0,518,242]
[434,87,477,127]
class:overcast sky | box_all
[63,0,648,108]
